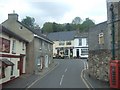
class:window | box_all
[48,44,50,51]
[42,41,44,49]
[81,49,88,55]
[59,41,65,46]
[44,42,48,50]
[11,66,14,75]
[2,66,5,78]
[66,41,71,45]
[0,37,10,53]
[99,33,104,44]
[37,58,40,66]
[12,40,16,54]
[64,49,68,55]
[22,42,25,50]
[79,38,82,46]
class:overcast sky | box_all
[0,0,108,27]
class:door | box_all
[76,49,79,58]
[40,56,44,70]
[45,55,48,68]
[18,56,23,75]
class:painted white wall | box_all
[73,38,88,58]
[73,48,76,57]
[0,32,26,84]
[74,38,88,47]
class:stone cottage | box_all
[88,21,111,81]
[2,13,53,74]
[0,25,28,84]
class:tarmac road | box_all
[28,59,87,88]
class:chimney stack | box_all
[8,13,18,21]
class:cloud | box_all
[29,2,72,18]
[0,0,107,27]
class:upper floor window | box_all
[22,42,25,50]
[0,37,10,53]
[39,40,42,50]
[59,41,65,46]
[98,33,104,44]
[66,41,71,45]
[12,40,16,54]
[79,38,82,46]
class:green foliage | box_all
[21,16,35,29]
[42,22,53,33]
[21,16,41,31]
[72,17,82,24]
[81,18,95,29]
[42,17,95,33]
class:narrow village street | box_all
[27,59,87,88]
[1,0,120,89]
[2,59,109,89]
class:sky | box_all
[0,0,108,28]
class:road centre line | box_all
[60,75,64,86]
[65,68,67,72]
[26,62,59,89]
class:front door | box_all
[45,55,48,68]
[76,49,79,58]
[18,56,23,75]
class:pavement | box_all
[2,60,110,89]
[2,61,58,89]
[84,69,110,89]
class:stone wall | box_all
[88,50,111,82]
[88,1,120,82]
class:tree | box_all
[65,23,72,31]
[80,18,95,31]
[21,16,35,29]
[42,22,53,33]
[72,17,82,25]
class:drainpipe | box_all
[110,4,115,60]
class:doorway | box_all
[76,49,79,58]
[45,55,48,68]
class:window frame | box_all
[12,40,16,54]
[81,48,88,55]
[79,38,82,46]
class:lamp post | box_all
[110,4,115,60]
[109,3,120,89]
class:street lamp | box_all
[110,4,115,60]
[109,3,120,89]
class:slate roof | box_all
[47,31,77,41]
[17,21,53,44]
[74,32,88,38]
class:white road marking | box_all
[81,69,90,88]
[26,62,59,88]
[81,60,94,89]
[65,68,67,72]
[60,75,64,86]
[84,73,94,89]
